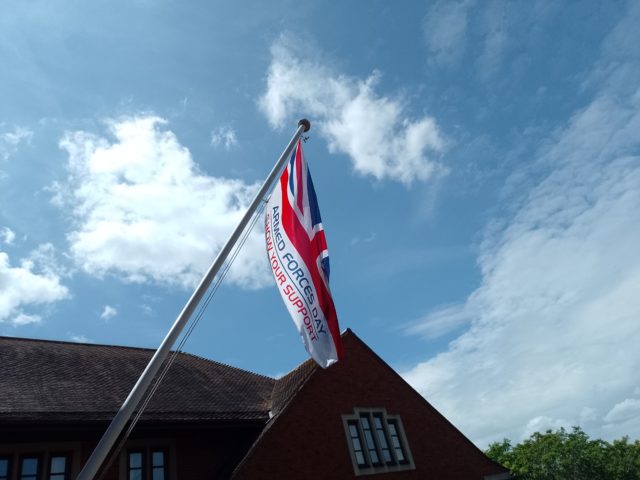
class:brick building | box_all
[0,330,509,479]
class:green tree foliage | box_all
[485,427,640,480]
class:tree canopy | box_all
[485,427,640,480]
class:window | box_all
[128,450,167,480]
[150,451,165,480]
[128,451,144,480]
[0,457,11,480]
[342,408,414,476]
[386,419,407,464]
[19,456,40,480]
[47,454,70,480]
[346,421,367,467]
[372,414,393,464]
[0,450,74,480]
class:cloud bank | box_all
[55,116,271,289]
[259,36,446,185]
[404,6,640,446]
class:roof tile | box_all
[0,336,275,423]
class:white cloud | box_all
[471,0,513,80]
[211,126,238,150]
[604,398,640,424]
[12,313,42,326]
[1,126,33,160]
[22,243,69,278]
[69,334,93,343]
[423,0,471,66]
[406,304,472,340]
[55,116,271,289]
[403,9,640,447]
[475,27,508,80]
[1,126,33,146]
[259,36,446,185]
[1,227,16,245]
[0,248,69,326]
[350,232,376,246]
[140,304,154,316]
[100,305,118,320]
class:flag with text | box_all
[265,140,342,367]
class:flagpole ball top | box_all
[298,119,311,132]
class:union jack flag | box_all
[286,141,331,284]
[265,140,342,367]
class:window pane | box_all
[347,420,369,468]
[373,414,393,464]
[361,417,370,429]
[387,420,407,463]
[151,452,164,467]
[129,453,142,469]
[0,459,8,477]
[152,468,165,480]
[50,456,66,474]
[364,430,375,449]
[129,470,142,480]
[381,448,392,463]
[21,457,38,476]
[360,416,380,465]
[51,475,65,480]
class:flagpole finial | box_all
[298,118,311,132]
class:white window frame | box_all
[342,408,415,476]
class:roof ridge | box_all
[0,336,272,382]
[0,335,158,352]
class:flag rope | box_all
[77,119,309,480]
[94,198,269,480]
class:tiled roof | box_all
[0,336,275,423]
[269,357,318,417]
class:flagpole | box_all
[76,119,311,480]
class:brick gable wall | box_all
[233,331,507,479]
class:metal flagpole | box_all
[76,119,311,480]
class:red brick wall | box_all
[233,331,507,479]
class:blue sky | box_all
[1,0,639,448]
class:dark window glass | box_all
[373,414,394,464]
[387,420,406,463]
[128,452,144,480]
[0,457,10,480]
[49,455,69,480]
[360,415,381,465]
[151,451,165,480]
[344,410,413,474]
[20,457,39,480]
[347,421,368,467]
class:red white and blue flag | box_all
[265,140,342,368]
